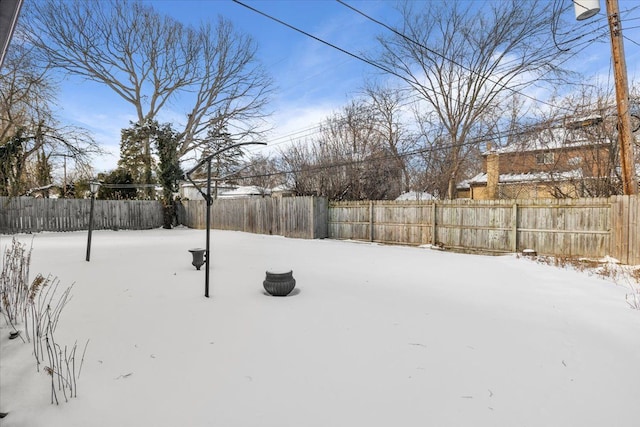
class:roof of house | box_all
[485,124,611,156]
[395,191,435,201]
[271,184,294,193]
[217,185,270,198]
[465,170,585,186]
[459,164,640,189]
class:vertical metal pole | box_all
[183,141,266,299]
[511,203,518,253]
[86,194,95,261]
[606,0,638,195]
[369,200,374,242]
[431,202,437,246]
[205,160,212,298]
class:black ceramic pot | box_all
[263,270,296,296]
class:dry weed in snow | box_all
[1,238,87,405]
[525,254,640,310]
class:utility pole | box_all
[606,0,638,195]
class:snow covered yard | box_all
[1,228,639,427]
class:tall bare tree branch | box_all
[375,0,578,198]
[25,0,273,167]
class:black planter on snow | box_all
[263,270,296,296]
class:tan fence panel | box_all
[328,201,371,241]
[4,195,637,264]
[629,196,640,265]
[328,196,636,262]
[435,200,514,252]
[177,196,327,239]
[0,197,163,233]
[610,195,640,265]
[517,198,611,259]
[372,201,433,245]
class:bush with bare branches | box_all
[1,238,88,404]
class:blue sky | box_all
[52,0,640,173]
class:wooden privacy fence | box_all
[2,195,637,264]
[329,196,640,265]
[0,197,164,233]
[177,196,328,239]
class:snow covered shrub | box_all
[0,237,32,328]
[590,259,640,310]
[27,274,88,404]
[1,238,88,404]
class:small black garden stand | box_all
[189,248,206,270]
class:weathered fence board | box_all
[610,195,640,265]
[2,195,638,264]
[177,196,328,239]
[0,197,164,233]
[329,196,639,264]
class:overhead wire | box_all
[624,35,640,47]
[551,0,572,52]
[229,0,631,180]
[241,0,608,157]
[231,0,410,86]
[334,0,590,113]
[270,0,637,151]
[232,0,561,123]
[231,0,586,157]
[242,89,440,158]
[234,114,611,181]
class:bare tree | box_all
[319,100,381,199]
[239,153,283,191]
[361,82,416,194]
[414,123,459,199]
[375,0,576,198]
[0,39,100,196]
[279,99,406,200]
[25,0,273,167]
[279,140,317,196]
[537,86,621,197]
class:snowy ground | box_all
[1,228,639,427]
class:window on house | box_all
[536,152,554,165]
[567,156,582,166]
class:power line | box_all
[246,49,617,160]
[232,0,624,167]
[232,0,567,121]
[624,35,640,47]
[334,0,585,113]
[231,0,409,84]
[235,113,617,181]
[244,91,437,156]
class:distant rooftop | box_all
[485,116,614,155]
[466,170,584,185]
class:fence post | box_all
[511,203,518,252]
[610,195,628,264]
[630,195,640,264]
[431,201,437,246]
[620,195,632,265]
[369,200,374,242]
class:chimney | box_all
[486,148,499,199]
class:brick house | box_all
[457,116,632,199]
